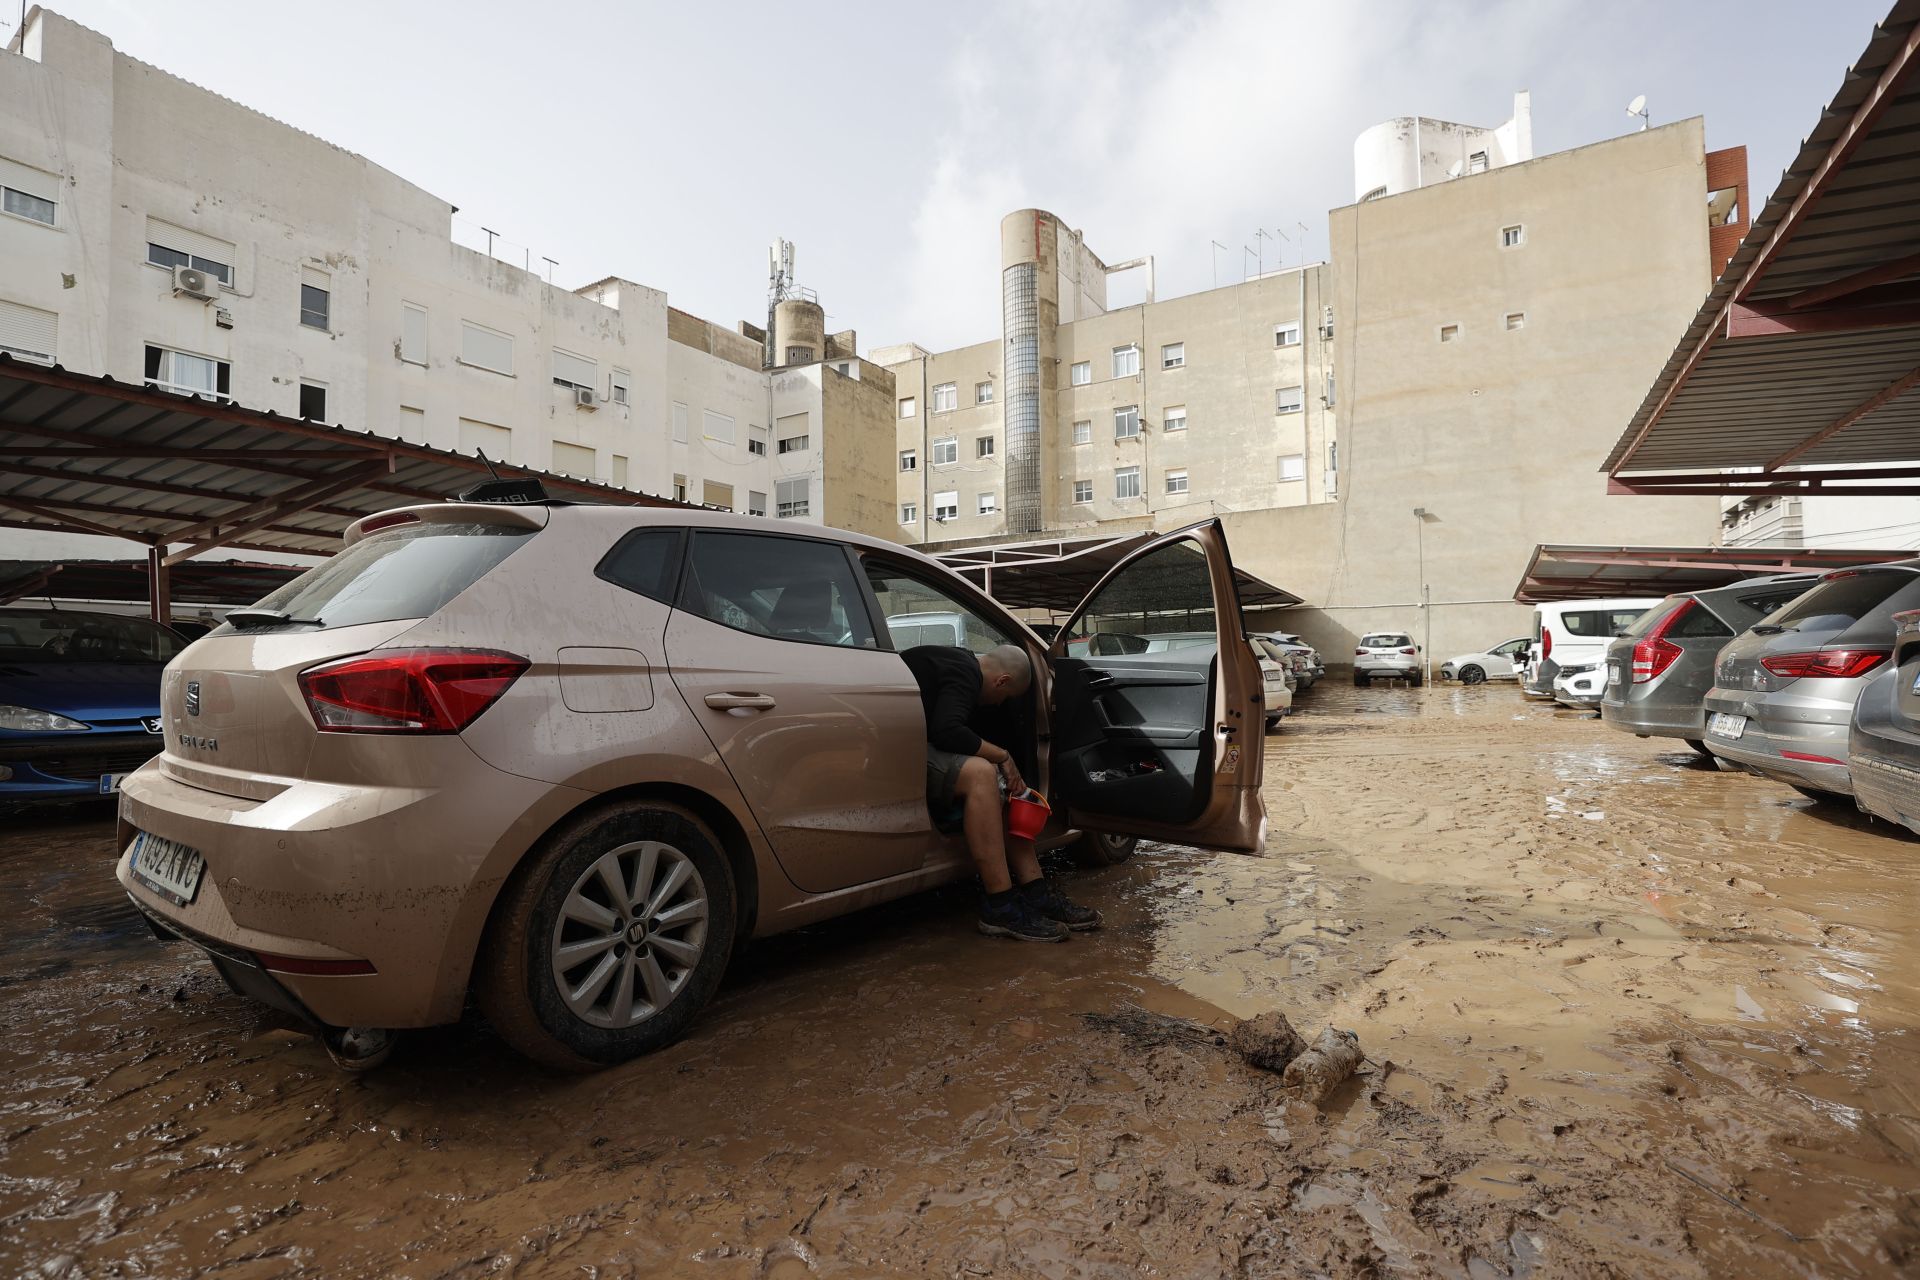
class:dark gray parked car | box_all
[1601,574,1817,753]
[1850,607,1920,836]
[1702,560,1920,802]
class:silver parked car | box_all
[1702,560,1920,802]
[1850,608,1920,837]
[1600,574,1817,753]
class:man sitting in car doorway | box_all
[902,643,1103,942]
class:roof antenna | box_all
[476,449,503,480]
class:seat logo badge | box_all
[141,716,163,734]
[185,680,201,716]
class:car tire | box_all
[1265,714,1281,730]
[1354,672,1369,686]
[478,800,738,1072]
[1459,665,1485,685]
[1788,784,1848,805]
[1685,739,1713,757]
[1071,830,1139,867]
[1409,673,1423,687]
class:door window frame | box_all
[675,525,883,651]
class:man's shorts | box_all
[925,746,1008,834]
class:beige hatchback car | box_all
[117,500,1266,1069]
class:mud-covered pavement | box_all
[5,683,1920,1278]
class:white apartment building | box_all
[1721,492,1920,551]
[0,9,895,549]
[1353,92,1536,201]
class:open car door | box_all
[1046,520,1267,853]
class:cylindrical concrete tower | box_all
[772,299,826,366]
[1000,210,1060,536]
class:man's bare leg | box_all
[1007,836,1043,888]
[957,756,1013,894]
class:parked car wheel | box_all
[1458,664,1485,685]
[479,800,738,1071]
[1788,784,1849,806]
[1353,672,1369,687]
[1072,830,1139,867]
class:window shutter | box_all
[460,322,514,374]
[0,299,57,361]
[146,216,235,268]
[401,304,427,363]
[0,156,59,202]
[552,347,597,388]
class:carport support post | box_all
[147,543,171,626]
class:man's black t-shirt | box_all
[901,645,985,755]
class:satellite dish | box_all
[1446,160,1463,179]
[1626,94,1647,116]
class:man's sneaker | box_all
[978,890,1069,942]
[1019,877,1103,931]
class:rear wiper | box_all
[1750,622,1796,635]
[225,607,322,629]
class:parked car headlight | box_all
[0,704,90,732]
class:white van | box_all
[1522,598,1661,700]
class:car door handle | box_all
[705,692,777,710]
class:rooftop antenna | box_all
[1273,226,1291,268]
[481,226,498,259]
[1210,240,1226,287]
[475,449,503,480]
[542,256,557,284]
[1253,228,1271,275]
[1626,94,1649,132]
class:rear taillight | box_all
[1758,649,1889,681]
[357,511,421,535]
[1541,628,1552,660]
[1355,648,1366,656]
[298,648,529,734]
[1400,647,1416,656]
[1631,597,1694,684]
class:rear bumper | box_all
[1600,697,1703,739]
[1852,752,1920,835]
[130,893,326,1029]
[1703,687,1856,795]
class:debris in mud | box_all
[1281,1027,1365,1104]
[1228,1010,1308,1072]
[1081,1003,1225,1050]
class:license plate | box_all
[1709,712,1747,740]
[98,774,125,795]
[130,831,204,907]
[1607,666,1621,687]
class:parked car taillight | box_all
[1758,649,1889,681]
[1541,628,1552,660]
[1630,597,1694,684]
[1354,648,1366,656]
[298,648,529,734]
[1400,647,1416,656]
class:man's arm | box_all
[925,679,984,757]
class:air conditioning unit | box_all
[573,386,598,410]
[172,265,215,300]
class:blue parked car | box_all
[0,608,186,803]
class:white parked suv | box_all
[1522,599,1660,701]
[1353,631,1422,686]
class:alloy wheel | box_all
[549,840,709,1028]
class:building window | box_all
[702,480,734,511]
[899,396,917,418]
[777,433,810,454]
[1505,311,1526,330]
[1468,150,1489,174]
[611,367,631,405]
[1361,186,1388,202]
[1275,385,1304,414]
[1163,406,1187,432]
[554,441,597,477]
[298,380,326,420]
[143,344,230,400]
[1071,361,1091,386]
[978,493,997,516]
[672,402,689,443]
[1111,344,1140,378]
[1161,342,1185,369]
[1165,469,1188,496]
[1501,224,1525,249]
[552,347,598,392]
[1115,466,1142,500]
[932,437,958,465]
[1439,324,1460,343]
[460,321,514,375]
[612,454,629,488]
[976,436,995,458]
[932,382,958,413]
[0,298,57,363]
[748,490,767,517]
[776,477,810,518]
[933,490,959,521]
[1329,441,1338,472]
[1,182,55,226]
[145,234,232,286]
[784,346,811,365]
[300,281,330,331]
[1278,453,1305,482]
[1073,480,1093,505]
[401,303,428,365]
[673,474,687,502]
[1072,419,1092,444]
[900,449,918,472]
[748,426,768,456]
[703,410,736,444]
[901,502,918,525]
[1113,406,1140,439]
[1274,322,1301,348]
[976,380,994,405]
[1325,370,1337,407]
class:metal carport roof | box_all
[0,558,301,607]
[933,532,1302,612]
[1605,0,1920,494]
[1513,543,1916,604]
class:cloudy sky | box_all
[20,0,1890,352]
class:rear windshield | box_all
[1360,634,1410,648]
[230,523,533,632]
[0,611,185,663]
[1768,569,1916,633]
[1560,608,1649,638]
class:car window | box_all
[1735,588,1809,619]
[596,528,684,605]
[1360,634,1409,648]
[1669,605,1734,639]
[1560,609,1645,637]
[862,559,1014,654]
[681,532,876,649]
[237,522,531,632]
[0,610,185,663]
[1063,538,1216,655]
[1493,638,1528,657]
[1622,598,1684,640]
[1769,569,1913,632]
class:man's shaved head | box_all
[978,644,1033,702]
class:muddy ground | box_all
[4,682,1920,1278]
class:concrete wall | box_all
[820,360,899,540]
[1353,93,1533,200]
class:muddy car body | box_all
[115,504,1265,1068]
[1849,608,1920,835]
